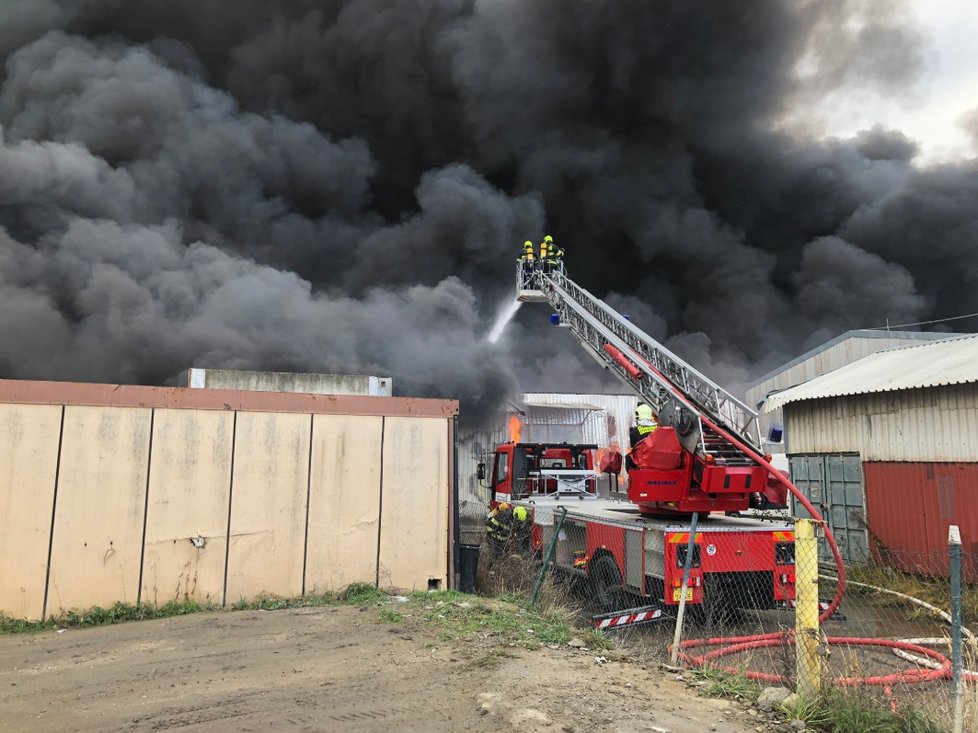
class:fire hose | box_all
[668,415,971,687]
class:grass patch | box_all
[575,628,616,651]
[685,670,943,733]
[0,583,391,635]
[687,667,762,701]
[846,564,978,624]
[796,690,944,733]
[378,608,403,623]
[0,599,216,634]
[395,590,574,649]
[781,694,833,728]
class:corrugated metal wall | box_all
[783,383,978,462]
[0,383,457,621]
[456,424,509,521]
[523,393,637,450]
[456,393,638,521]
[864,462,978,581]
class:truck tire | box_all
[588,554,625,613]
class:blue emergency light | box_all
[549,313,560,325]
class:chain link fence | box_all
[467,509,977,731]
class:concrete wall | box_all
[0,404,62,620]
[183,368,393,397]
[0,380,457,621]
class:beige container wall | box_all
[0,382,456,621]
[378,417,450,590]
[47,406,152,615]
[141,409,234,606]
[0,405,62,619]
[225,411,312,603]
[305,415,384,592]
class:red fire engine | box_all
[485,260,797,624]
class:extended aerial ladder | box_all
[517,260,786,514]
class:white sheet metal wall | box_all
[523,393,637,450]
[456,393,638,521]
[783,383,978,462]
[456,423,509,521]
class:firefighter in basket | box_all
[518,240,536,287]
[626,403,658,470]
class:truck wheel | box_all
[588,555,625,613]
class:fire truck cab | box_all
[487,441,598,503]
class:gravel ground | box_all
[0,604,771,733]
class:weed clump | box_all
[0,599,215,634]
[0,582,390,635]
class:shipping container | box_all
[863,462,978,582]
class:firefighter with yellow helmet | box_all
[486,502,532,554]
[518,240,536,286]
[626,403,658,469]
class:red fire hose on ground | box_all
[668,415,972,687]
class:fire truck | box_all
[486,260,797,625]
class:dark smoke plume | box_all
[0,1,975,423]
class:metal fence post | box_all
[670,512,699,665]
[795,518,820,698]
[950,524,963,733]
[530,507,568,609]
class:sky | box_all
[806,0,978,164]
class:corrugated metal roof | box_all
[764,335,978,412]
[746,329,961,390]
[522,399,602,410]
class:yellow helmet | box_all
[523,241,533,249]
[513,506,529,522]
[497,502,510,511]
[635,403,654,421]
[543,235,553,243]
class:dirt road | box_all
[0,605,765,732]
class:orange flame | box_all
[508,414,522,443]
[612,440,625,484]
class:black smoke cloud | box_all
[0,1,975,422]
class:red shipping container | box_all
[863,462,978,582]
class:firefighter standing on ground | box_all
[486,502,531,554]
[626,403,658,469]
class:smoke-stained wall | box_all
[1,1,976,419]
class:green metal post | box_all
[950,525,963,733]
[530,506,568,609]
